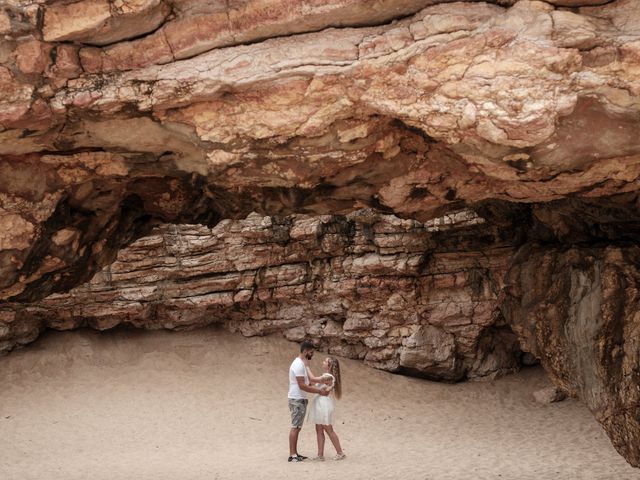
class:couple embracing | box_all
[287,341,346,462]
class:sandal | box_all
[334,453,346,461]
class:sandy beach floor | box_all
[0,327,638,480]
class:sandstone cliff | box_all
[1,0,640,467]
[0,210,522,381]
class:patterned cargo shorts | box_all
[288,398,308,428]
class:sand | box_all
[0,327,638,480]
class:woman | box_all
[305,356,346,461]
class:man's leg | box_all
[289,426,301,456]
[288,399,307,460]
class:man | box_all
[288,340,329,462]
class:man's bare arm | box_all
[296,376,328,396]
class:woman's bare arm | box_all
[305,366,325,383]
[296,376,328,395]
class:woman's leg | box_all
[323,425,344,455]
[315,424,325,458]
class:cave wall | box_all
[502,245,640,467]
[0,210,522,382]
[1,0,640,468]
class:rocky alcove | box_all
[1,0,639,469]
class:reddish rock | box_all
[46,45,83,80]
[14,39,52,74]
[42,0,171,45]
[0,9,11,35]
[42,0,112,42]
[163,11,232,61]
[502,245,640,467]
[0,213,35,251]
[1,211,522,382]
[0,66,34,128]
[79,31,174,74]
[0,0,640,468]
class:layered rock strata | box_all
[1,0,640,468]
[1,0,640,303]
[0,210,522,382]
[2,202,640,466]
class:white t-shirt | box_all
[288,357,308,399]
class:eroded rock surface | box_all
[0,210,522,381]
[502,245,640,467]
[1,0,640,303]
[1,0,640,467]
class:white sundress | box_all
[308,374,336,425]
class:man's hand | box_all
[319,389,329,396]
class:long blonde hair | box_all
[327,357,342,400]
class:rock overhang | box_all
[1,0,640,467]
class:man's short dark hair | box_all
[300,341,315,353]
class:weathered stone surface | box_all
[79,0,468,72]
[533,386,568,404]
[0,211,522,381]
[0,3,639,294]
[46,45,83,81]
[502,245,640,467]
[1,0,640,467]
[42,0,171,45]
[14,39,53,74]
[0,9,11,35]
